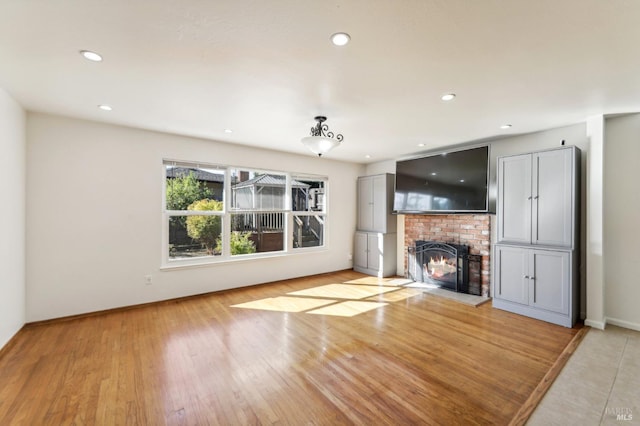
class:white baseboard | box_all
[584,318,607,330]
[605,317,640,332]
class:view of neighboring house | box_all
[231,172,325,251]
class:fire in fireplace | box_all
[408,240,481,295]
[427,255,457,280]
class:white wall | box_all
[0,89,26,349]
[603,113,640,330]
[585,115,606,329]
[26,113,365,321]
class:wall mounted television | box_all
[393,145,489,214]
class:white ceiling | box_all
[1,0,639,163]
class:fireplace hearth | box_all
[408,240,482,295]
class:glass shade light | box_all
[301,116,344,157]
[301,136,341,156]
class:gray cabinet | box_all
[357,174,396,233]
[354,231,397,278]
[355,174,397,277]
[497,147,576,248]
[494,245,575,326]
[494,146,580,327]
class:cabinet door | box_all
[367,233,381,272]
[353,232,369,269]
[498,154,532,244]
[371,175,388,232]
[495,246,529,305]
[357,177,374,231]
[529,250,570,314]
[532,149,573,247]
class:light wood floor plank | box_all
[0,270,580,425]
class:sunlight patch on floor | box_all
[287,284,399,299]
[230,280,423,317]
[344,277,413,286]
[231,296,336,313]
[307,301,388,317]
[366,288,424,302]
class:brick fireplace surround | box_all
[404,214,491,297]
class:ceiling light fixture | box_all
[80,50,103,62]
[224,128,233,133]
[441,93,456,101]
[418,143,426,147]
[501,124,512,129]
[330,32,351,46]
[301,116,344,157]
[98,104,112,111]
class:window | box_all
[163,161,327,266]
[292,177,325,248]
[229,168,287,255]
[165,163,225,260]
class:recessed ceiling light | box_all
[459,179,465,183]
[80,50,103,62]
[431,172,437,176]
[224,128,233,134]
[330,32,351,46]
[98,104,112,111]
[500,124,512,129]
[441,93,456,101]
[417,143,425,147]
[365,154,371,159]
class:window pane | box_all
[292,179,325,212]
[231,212,284,254]
[230,169,286,210]
[169,215,222,259]
[165,165,224,210]
[293,214,325,248]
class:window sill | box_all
[160,246,328,271]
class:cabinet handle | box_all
[533,195,539,200]
[527,196,532,200]
[530,276,535,281]
[524,275,529,279]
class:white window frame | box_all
[161,160,328,269]
[291,175,327,251]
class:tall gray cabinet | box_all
[494,146,580,327]
[354,174,397,277]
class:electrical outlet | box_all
[144,275,153,285]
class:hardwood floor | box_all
[0,270,581,425]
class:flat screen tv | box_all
[393,145,489,213]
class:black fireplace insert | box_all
[408,240,481,295]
